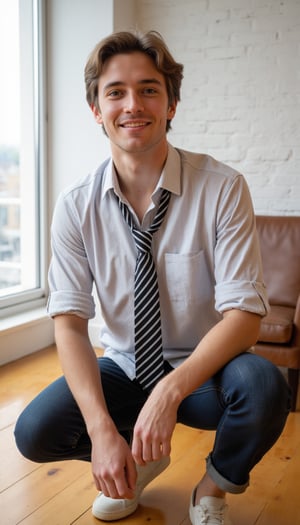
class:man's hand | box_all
[91,429,137,499]
[131,380,179,465]
[53,315,137,499]
[132,310,262,467]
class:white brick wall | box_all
[137,0,300,214]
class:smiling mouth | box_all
[120,121,150,128]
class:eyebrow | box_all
[103,78,163,92]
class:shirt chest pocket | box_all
[164,251,212,306]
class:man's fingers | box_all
[131,435,146,465]
[132,432,170,464]
[151,441,163,461]
[96,470,135,499]
[114,474,135,499]
[125,459,137,491]
[161,440,171,458]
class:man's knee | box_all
[228,353,291,421]
[14,407,47,462]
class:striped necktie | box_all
[117,189,171,391]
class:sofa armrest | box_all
[292,294,300,346]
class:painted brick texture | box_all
[137,0,300,214]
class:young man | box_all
[15,31,290,525]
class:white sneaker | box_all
[92,456,170,521]
[189,489,233,525]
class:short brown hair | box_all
[84,30,184,132]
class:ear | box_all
[167,100,177,120]
[91,104,103,124]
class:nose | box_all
[123,91,144,113]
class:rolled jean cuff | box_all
[206,454,249,494]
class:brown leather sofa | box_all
[252,215,300,411]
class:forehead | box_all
[99,51,166,90]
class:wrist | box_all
[156,372,183,408]
[87,413,117,441]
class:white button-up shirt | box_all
[47,144,269,379]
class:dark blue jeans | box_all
[14,352,290,494]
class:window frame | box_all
[0,0,48,318]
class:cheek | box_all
[100,109,116,127]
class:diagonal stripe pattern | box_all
[117,189,171,391]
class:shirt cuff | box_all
[47,290,95,319]
[215,280,270,317]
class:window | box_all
[0,0,46,316]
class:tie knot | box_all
[117,188,170,255]
[132,228,153,253]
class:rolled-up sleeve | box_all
[213,174,269,317]
[47,191,95,319]
[215,280,269,316]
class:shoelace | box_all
[195,503,226,524]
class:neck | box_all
[112,143,169,220]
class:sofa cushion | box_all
[258,305,295,344]
[256,216,300,307]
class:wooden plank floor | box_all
[1,345,299,525]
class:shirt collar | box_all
[101,143,182,200]
[101,158,116,199]
[159,143,181,196]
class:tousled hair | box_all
[84,30,184,132]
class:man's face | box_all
[93,52,176,156]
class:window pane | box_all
[0,1,21,292]
[0,0,44,307]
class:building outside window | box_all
[0,0,46,316]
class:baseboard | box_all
[0,309,55,366]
